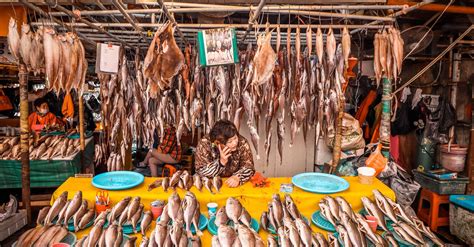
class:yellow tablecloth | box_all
[52,177,395,245]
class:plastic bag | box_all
[327,113,366,151]
[365,144,387,176]
[390,169,420,206]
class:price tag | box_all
[95,43,120,74]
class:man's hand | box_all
[225,175,240,188]
[218,145,232,166]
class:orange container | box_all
[365,215,378,232]
[95,203,111,214]
[365,144,387,176]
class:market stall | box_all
[0,137,93,189]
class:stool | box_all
[161,164,177,177]
[417,188,450,232]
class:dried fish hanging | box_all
[8,18,87,94]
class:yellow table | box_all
[52,177,395,245]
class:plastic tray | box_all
[413,170,468,195]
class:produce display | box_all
[0,135,81,160]
[148,170,222,194]
[142,192,202,246]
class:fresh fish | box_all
[218,225,237,247]
[295,218,312,247]
[213,176,222,193]
[354,213,380,245]
[225,197,242,225]
[62,190,82,226]
[277,227,291,247]
[8,18,20,60]
[124,236,138,247]
[340,212,364,247]
[131,204,144,233]
[284,220,300,247]
[95,209,110,226]
[114,225,123,247]
[373,190,398,223]
[385,234,399,247]
[78,209,95,230]
[212,235,221,247]
[326,28,336,68]
[271,194,283,228]
[203,177,214,194]
[398,221,424,243]
[336,225,352,247]
[26,225,50,246]
[109,196,131,223]
[393,225,419,246]
[335,196,356,221]
[285,194,301,220]
[44,191,68,226]
[105,224,118,247]
[315,232,329,247]
[183,192,200,237]
[162,177,170,192]
[170,170,183,188]
[73,200,88,232]
[155,222,168,247]
[267,236,278,247]
[118,204,131,226]
[37,206,50,225]
[341,26,351,68]
[140,210,153,235]
[127,196,141,222]
[193,174,203,191]
[361,197,388,231]
[323,196,341,222]
[237,224,256,247]
[48,226,68,246]
[315,28,324,65]
[239,208,251,227]
[215,206,229,227]
[87,219,105,247]
[319,203,337,227]
[170,221,184,246]
[148,179,163,191]
[167,193,182,222]
[260,211,268,231]
[160,204,171,225]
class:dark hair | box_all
[34,98,47,108]
[210,120,238,144]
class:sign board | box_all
[95,43,120,74]
[197,28,239,67]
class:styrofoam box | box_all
[0,210,27,241]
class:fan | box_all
[400,25,434,55]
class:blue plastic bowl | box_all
[92,171,145,190]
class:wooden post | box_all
[380,77,392,157]
[78,93,86,172]
[19,64,31,223]
[330,97,345,174]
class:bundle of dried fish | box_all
[373,27,404,85]
[141,192,202,246]
[15,225,69,247]
[148,171,218,194]
[0,135,80,161]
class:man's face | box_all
[36,103,49,115]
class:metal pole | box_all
[19,0,96,46]
[49,5,407,16]
[111,0,147,41]
[351,0,434,34]
[19,63,31,223]
[45,0,134,49]
[158,0,188,45]
[78,93,86,172]
[241,0,267,43]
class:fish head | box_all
[21,24,30,33]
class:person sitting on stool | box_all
[139,127,182,177]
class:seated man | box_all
[28,97,63,132]
[139,127,182,177]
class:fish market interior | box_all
[0,0,473,246]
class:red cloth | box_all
[159,127,182,161]
[390,135,399,163]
